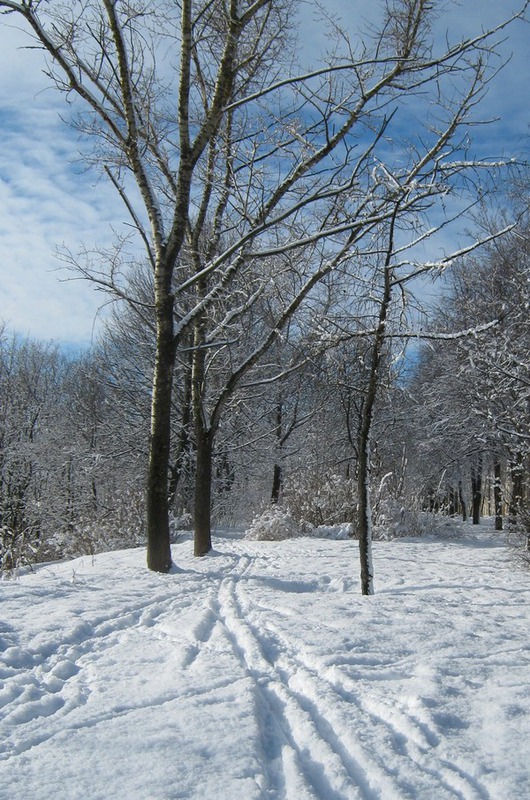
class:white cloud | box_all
[0,113,123,344]
[0,22,128,345]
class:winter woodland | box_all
[1,3,530,797]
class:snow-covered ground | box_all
[1,522,529,800]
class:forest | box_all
[0,0,529,592]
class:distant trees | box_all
[0,329,153,573]
[406,213,530,537]
[0,331,62,569]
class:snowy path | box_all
[1,524,529,799]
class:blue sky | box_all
[0,0,528,346]
[0,26,122,345]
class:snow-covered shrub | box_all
[0,525,36,575]
[284,472,356,528]
[373,502,463,540]
[307,523,353,540]
[245,505,301,541]
[41,488,147,561]
[506,510,530,558]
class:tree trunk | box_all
[192,303,213,557]
[271,463,283,504]
[458,481,467,521]
[356,209,398,596]
[194,426,213,556]
[471,458,482,526]
[494,457,503,531]
[271,398,283,504]
[357,413,374,596]
[146,292,175,573]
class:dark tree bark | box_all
[494,457,503,531]
[194,426,213,556]
[191,299,212,557]
[146,291,176,572]
[471,457,483,525]
[357,405,375,595]
[356,207,399,596]
[271,399,284,504]
[458,481,467,522]
[271,463,283,504]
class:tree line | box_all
[2,207,530,575]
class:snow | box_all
[1,522,529,800]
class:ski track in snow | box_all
[0,523,529,799]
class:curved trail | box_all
[1,525,529,799]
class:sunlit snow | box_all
[1,521,529,799]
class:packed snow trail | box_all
[1,523,529,799]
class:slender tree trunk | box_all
[191,303,213,557]
[471,457,482,526]
[356,210,398,595]
[194,425,213,556]
[458,481,467,522]
[357,408,375,595]
[271,398,283,504]
[494,457,503,531]
[146,290,175,573]
[271,463,283,504]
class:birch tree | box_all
[1,0,527,586]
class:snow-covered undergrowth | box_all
[1,521,529,799]
[245,505,302,540]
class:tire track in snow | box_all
[284,639,489,800]
[235,584,492,800]
[217,576,380,800]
